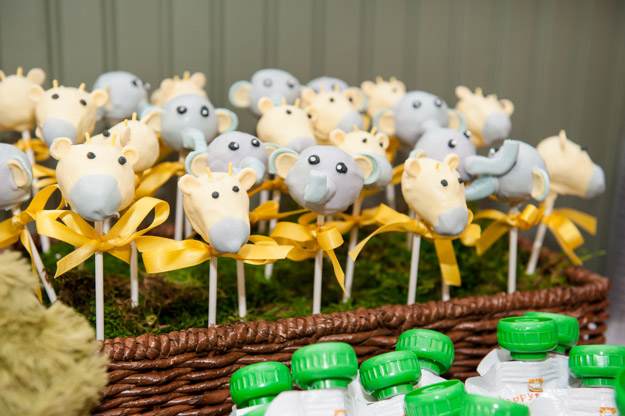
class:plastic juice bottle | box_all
[403,380,465,416]
[264,342,358,416]
[461,393,529,416]
[477,312,580,378]
[465,316,569,405]
[352,350,421,415]
[530,345,625,415]
[395,329,454,386]
[229,361,293,416]
[616,368,625,415]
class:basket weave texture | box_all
[93,240,610,415]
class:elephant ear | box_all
[216,108,239,133]
[7,158,32,188]
[187,152,207,177]
[500,99,514,116]
[373,109,395,136]
[345,87,366,112]
[447,109,467,132]
[531,168,550,201]
[269,148,299,178]
[353,153,379,185]
[229,80,252,108]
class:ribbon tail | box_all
[546,222,584,265]
[325,249,346,294]
[55,241,99,278]
[435,239,461,286]
[476,223,510,256]
[20,229,43,302]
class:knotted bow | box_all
[248,201,308,224]
[135,235,293,273]
[248,177,289,197]
[36,197,170,277]
[296,211,375,235]
[474,204,542,256]
[134,161,185,200]
[541,208,596,265]
[15,137,50,162]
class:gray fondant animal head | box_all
[186,131,270,186]
[413,128,476,182]
[464,139,550,204]
[229,69,301,118]
[270,145,379,215]
[374,91,465,148]
[306,77,350,94]
[0,144,33,210]
[92,71,150,126]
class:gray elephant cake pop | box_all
[0,144,33,210]
[464,139,550,203]
[374,91,465,148]
[186,131,271,186]
[229,68,301,118]
[306,76,349,93]
[269,145,379,215]
[92,71,150,126]
[412,128,476,182]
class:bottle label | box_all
[529,378,544,392]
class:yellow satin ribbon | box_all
[248,177,289,197]
[296,210,374,235]
[270,221,346,292]
[134,161,185,200]
[386,136,401,163]
[248,201,308,224]
[15,137,50,162]
[474,204,543,256]
[32,164,57,188]
[36,197,170,278]
[135,235,293,273]
[348,204,480,286]
[542,208,596,265]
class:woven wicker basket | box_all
[92,238,610,415]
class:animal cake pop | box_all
[306,76,350,93]
[150,71,207,107]
[92,71,150,126]
[229,68,302,118]
[413,128,476,183]
[0,67,46,133]
[526,131,605,274]
[256,97,317,152]
[360,76,406,120]
[104,115,160,173]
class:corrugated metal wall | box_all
[1,0,624,275]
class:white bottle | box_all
[530,345,625,416]
[229,361,292,416]
[265,342,358,416]
[465,316,570,405]
[395,329,454,387]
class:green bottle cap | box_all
[497,317,557,360]
[291,342,358,390]
[404,380,465,416]
[360,350,422,400]
[462,394,529,416]
[396,329,455,375]
[569,345,625,387]
[524,312,579,353]
[245,403,269,416]
[230,362,292,408]
[616,368,625,414]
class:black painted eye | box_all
[287,80,295,88]
[458,177,464,184]
[441,179,448,187]
[80,99,87,106]
[362,138,367,143]
[581,146,588,152]
[464,130,472,138]
[228,141,240,151]
[379,142,384,147]
[286,109,292,115]
[434,98,443,107]
[307,113,312,119]
[412,100,421,109]
[132,79,139,87]
[448,139,457,148]
[177,106,187,114]
[329,97,335,103]
[251,138,260,147]
[308,154,320,165]
[489,147,500,157]
[52,94,59,99]
[200,106,209,117]
[87,152,96,159]
[232,186,240,192]
[212,191,219,199]
[118,156,127,165]
[263,78,273,87]
[102,130,110,137]
[336,162,348,174]
[348,97,353,102]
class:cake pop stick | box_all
[526,131,605,274]
[94,220,104,339]
[312,214,325,314]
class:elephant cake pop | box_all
[306,76,350,94]
[92,71,150,126]
[454,86,514,148]
[0,67,46,133]
[413,128,476,182]
[229,68,302,118]
[150,71,207,107]
[0,144,33,210]
[256,97,317,153]
[360,76,406,120]
[29,81,109,146]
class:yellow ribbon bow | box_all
[542,208,596,265]
[135,235,293,273]
[248,177,289,197]
[248,201,308,224]
[474,204,543,256]
[32,164,58,188]
[134,161,185,200]
[15,137,50,162]
[36,197,170,278]
[270,221,346,292]
[296,210,375,235]
[348,204,480,286]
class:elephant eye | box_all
[200,106,209,117]
[132,79,140,87]
[287,80,295,88]
[80,99,87,106]
[441,179,448,187]
[464,130,472,139]
[336,162,348,174]
[232,186,240,192]
[251,138,260,147]
[87,152,96,159]
[118,156,127,165]
[412,100,421,109]
[362,138,367,143]
[329,97,335,103]
[286,109,292,115]
[177,106,187,114]
[212,191,219,199]
[102,130,110,137]
[263,78,273,87]
[308,154,320,165]
[448,139,457,148]
[489,147,500,157]
[458,177,464,184]
[228,141,240,151]
[52,93,59,99]
[434,98,443,107]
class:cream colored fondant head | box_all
[329,126,389,158]
[150,71,207,107]
[361,76,406,119]
[0,67,46,133]
[256,97,317,153]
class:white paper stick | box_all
[21,130,50,253]
[526,194,557,275]
[174,154,185,241]
[406,209,416,250]
[264,189,282,280]
[103,217,111,234]
[130,241,139,307]
[312,214,325,315]
[184,217,192,238]
[236,260,246,318]
[407,234,421,305]
[385,184,396,210]
[508,205,519,294]
[343,196,363,302]
[442,281,450,302]
[95,221,104,340]
[208,256,218,326]
[257,189,270,234]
